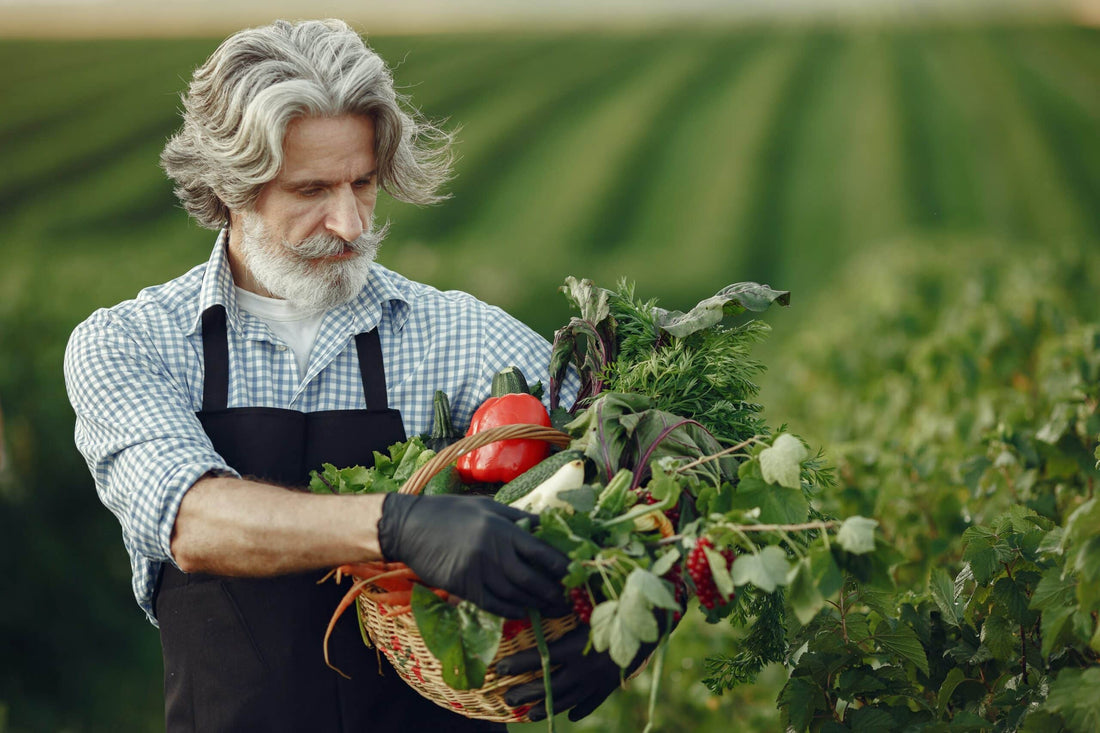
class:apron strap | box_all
[201,304,389,411]
[201,305,229,411]
[354,329,389,410]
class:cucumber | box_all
[494,450,585,504]
[423,465,464,495]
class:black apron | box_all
[154,305,504,732]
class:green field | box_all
[1,22,1097,732]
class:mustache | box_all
[290,220,390,259]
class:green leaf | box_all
[779,677,824,733]
[1063,498,1100,551]
[653,282,790,338]
[591,584,658,669]
[836,516,878,555]
[651,548,680,578]
[558,486,598,513]
[937,667,967,718]
[980,611,1017,661]
[874,618,929,676]
[625,568,680,611]
[411,584,503,690]
[787,545,845,626]
[704,544,735,599]
[787,557,825,626]
[931,567,966,628]
[992,576,1036,625]
[1040,604,1076,658]
[1045,667,1100,733]
[759,434,809,489]
[809,544,845,600]
[590,599,617,651]
[560,276,611,325]
[962,526,1009,585]
[564,393,651,482]
[846,707,898,731]
[731,546,790,593]
[730,473,809,524]
[1075,536,1100,583]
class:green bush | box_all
[754,238,1100,731]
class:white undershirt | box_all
[234,287,326,377]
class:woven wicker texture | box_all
[356,424,579,722]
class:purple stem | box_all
[631,417,711,490]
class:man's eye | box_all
[354,178,375,189]
[298,188,322,198]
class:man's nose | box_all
[324,185,365,242]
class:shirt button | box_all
[276,345,288,351]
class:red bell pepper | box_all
[456,393,552,483]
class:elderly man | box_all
[64,18,635,732]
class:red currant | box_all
[569,587,594,624]
[687,538,736,610]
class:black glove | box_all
[378,494,571,620]
[496,612,677,722]
[495,627,648,722]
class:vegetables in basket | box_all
[314,278,883,730]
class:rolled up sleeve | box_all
[64,310,236,577]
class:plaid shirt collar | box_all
[187,229,411,340]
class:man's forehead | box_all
[276,114,377,182]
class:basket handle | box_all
[400,424,572,495]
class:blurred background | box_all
[1,0,1097,731]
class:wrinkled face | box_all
[227,114,386,310]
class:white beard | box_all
[237,212,388,311]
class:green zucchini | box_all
[490,366,530,397]
[494,449,585,504]
[424,390,457,452]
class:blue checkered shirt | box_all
[64,232,579,625]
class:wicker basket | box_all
[354,423,581,723]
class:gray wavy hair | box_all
[161,18,454,230]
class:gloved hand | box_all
[377,493,571,620]
[495,611,678,722]
[495,627,648,722]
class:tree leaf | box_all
[937,667,967,717]
[874,618,929,676]
[759,434,809,489]
[1040,604,1076,659]
[651,548,680,578]
[836,516,878,555]
[846,707,898,731]
[625,567,680,611]
[1029,563,1073,611]
[788,556,825,626]
[730,474,809,524]
[704,544,735,598]
[980,611,1017,661]
[962,526,1009,585]
[992,576,1037,626]
[1045,667,1100,733]
[590,599,618,653]
[779,677,824,733]
[930,567,966,628]
[731,546,790,593]
[1074,536,1100,583]
[809,545,844,599]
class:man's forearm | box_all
[170,474,386,576]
